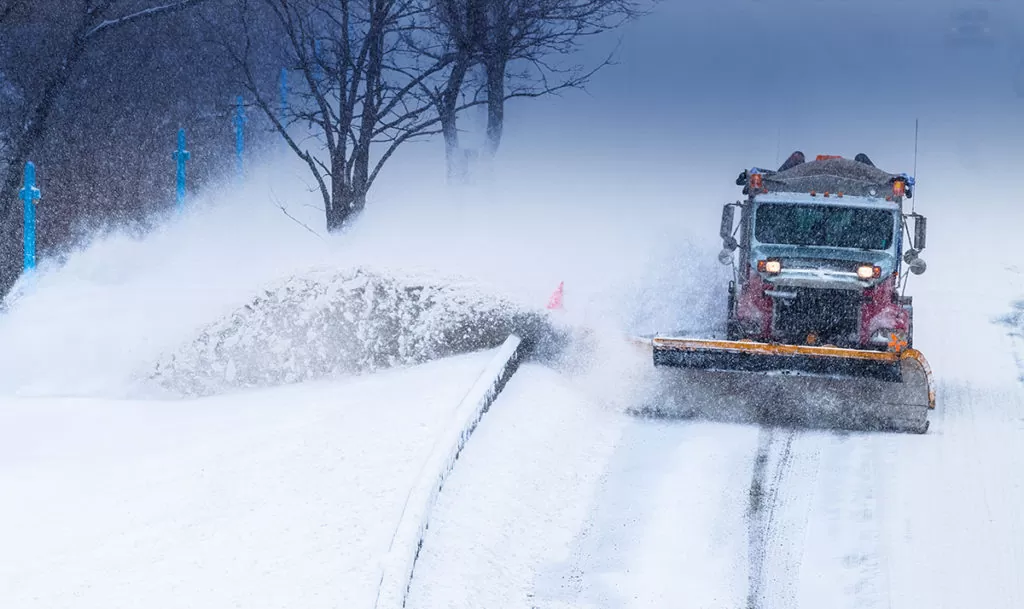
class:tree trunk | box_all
[483,57,506,158]
[441,56,471,183]
[351,7,385,207]
[327,179,354,232]
[350,145,370,214]
[326,152,351,232]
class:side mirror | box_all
[904,249,927,275]
[913,215,927,251]
[720,205,737,251]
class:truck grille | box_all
[772,288,861,346]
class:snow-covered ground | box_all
[399,165,1024,609]
[0,127,691,607]
[0,351,497,608]
[6,154,1024,609]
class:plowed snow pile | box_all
[151,266,554,397]
[0,142,713,402]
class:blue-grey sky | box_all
[490,0,1024,185]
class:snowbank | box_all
[151,267,558,397]
[0,145,706,401]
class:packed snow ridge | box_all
[151,266,563,397]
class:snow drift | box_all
[0,140,714,403]
[150,266,560,397]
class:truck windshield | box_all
[754,203,896,250]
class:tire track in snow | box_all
[745,427,796,609]
[522,419,759,609]
[746,427,896,609]
[796,433,887,609]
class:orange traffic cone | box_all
[547,281,564,310]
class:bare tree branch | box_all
[86,0,212,39]
[0,0,219,296]
[270,192,326,242]
[221,0,453,231]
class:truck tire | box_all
[900,296,914,349]
[726,281,741,340]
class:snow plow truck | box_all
[646,152,935,433]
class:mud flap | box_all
[634,338,934,434]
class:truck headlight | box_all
[758,259,782,274]
[857,264,881,280]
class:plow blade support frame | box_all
[652,338,905,382]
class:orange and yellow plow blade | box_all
[634,337,935,433]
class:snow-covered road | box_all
[404,199,1024,609]
[406,346,1024,609]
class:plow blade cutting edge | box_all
[638,338,935,434]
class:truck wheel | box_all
[726,282,741,340]
[899,296,914,349]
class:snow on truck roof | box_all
[752,191,900,210]
[743,155,912,209]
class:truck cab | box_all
[719,155,927,351]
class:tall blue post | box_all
[173,128,189,210]
[280,68,288,116]
[19,162,41,272]
[234,96,247,179]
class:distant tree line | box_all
[0,0,648,296]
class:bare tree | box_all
[428,0,647,172]
[1,0,212,203]
[0,0,212,294]
[228,0,462,231]
[426,0,483,180]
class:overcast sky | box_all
[486,1,1024,185]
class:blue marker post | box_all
[173,128,189,211]
[234,96,247,180]
[19,162,41,272]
